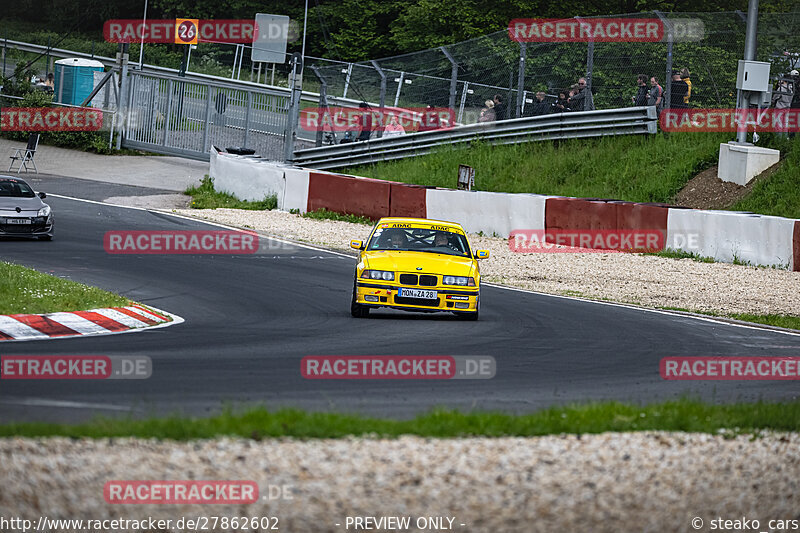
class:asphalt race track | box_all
[1,176,799,423]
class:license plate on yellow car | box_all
[398,288,437,299]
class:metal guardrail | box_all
[293,107,658,170]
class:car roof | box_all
[375,217,465,230]
[0,175,30,184]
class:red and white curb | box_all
[0,305,183,342]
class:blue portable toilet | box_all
[53,58,105,105]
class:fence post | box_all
[284,53,302,163]
[311,66,328,147]
[342,63,353,98]
[371,60,387,138]
[516,42,526,117]
[458,81,469,123]
[244,90,252,148]
[655,11,673,113]
[394,71,405,107]
[202,86,212,154]
[116,44,130,150]
[440,46,458,111]
[2,36,6,78]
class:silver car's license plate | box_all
[399,288,437,299]
[6,218,31,224]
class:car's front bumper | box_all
[355,281,479,313]
[0,216,53,238]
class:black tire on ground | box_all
[351,282,370,318]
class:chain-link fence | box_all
[301,10,800,124]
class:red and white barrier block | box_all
[0,305,179,342]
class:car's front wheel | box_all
[350,282,370,318]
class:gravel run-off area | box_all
[2,433,798,533]
[173,208,800,318]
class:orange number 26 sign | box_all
[175,19,199,44]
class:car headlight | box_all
[443,276,475,286]
[38,205,51,217]
[361,270,394,281]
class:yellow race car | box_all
[350,217,489,320]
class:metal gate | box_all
[122,71,290,161]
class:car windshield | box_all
[368,226,471,257]
[0,179,35,198]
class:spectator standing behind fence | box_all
[356,102,373,141]
[492,94,507,120]
[680,68,692,106]
[383,115,406,137]
[648,77,663,112]
[479,100,496,122]
[670,70,689,109]
[568,77,595,111]
[552,90,571,113]
[531,92,550,116]
[632,74,649,106]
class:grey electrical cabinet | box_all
[736,60,771,92]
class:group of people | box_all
[32,72,55,94]
[343,101,452,143]
[521,77,597,117]
[478,94,510,122]
[631,68,692,111]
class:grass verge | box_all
[185,177,277,210]
[1,399,798,439]
[0,261,129,315]
[344,132,728,203]
[302,208,374,225]
[647,249,715,263]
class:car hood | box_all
[364,250,475,277]
[0,196,44,216]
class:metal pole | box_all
[271,63,275,85]
[3,36,7,78]
[284,54,302,162]
[237,45,244,79]
[139,0,148,69]
[516,42,526,118]
[440,46,458,112]
[371,60,386,138]
[202,86,212,154]
[737,0,759,144]
[655,11,673,114]
[458,81,469,123]
[243,91,252,148]
[311,65,328,147]
[116,43,130,150]
[394,71,405,107]
[342,63,353,98]
[46,36,50,77]
[231,45,239,79]
[300,0,309,79]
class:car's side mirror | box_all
[350,239,364,250]
[37,192,46,199]
[476,249,490,259]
